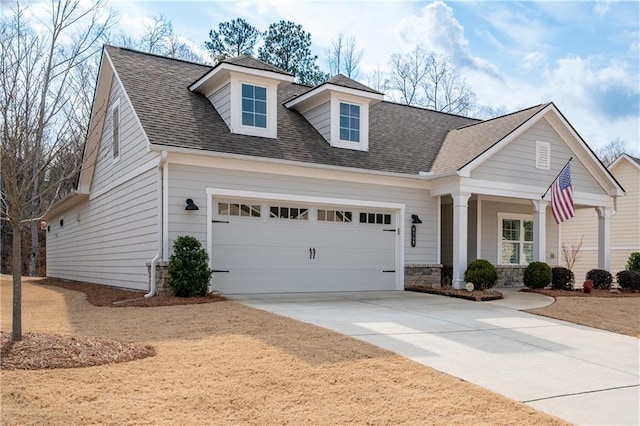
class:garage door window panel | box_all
[218,202,261,218]
[270,206,308,220]
[359,212,392,225]
[318,209,352,223]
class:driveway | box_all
[231,289,640,426]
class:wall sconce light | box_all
[185,198,199,211]
[411,215,421,247]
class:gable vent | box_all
[536,141,550,170]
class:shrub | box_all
[626,252,640,272]
[464,259,498,290]
[616,270,640,290]
[523,262,552,289]
[551,267,574,290]
[585,269,613,290]
[168,236,212,297]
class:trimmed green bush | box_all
[616,270,640,290]
[585,269,613,290]
[168,236,212,297]
[626,252,640,272]
[463,259,498,290]
[551,266,574,290]
[523,262,552,289]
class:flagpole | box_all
[542,157,572,199]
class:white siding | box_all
[167,163,438,264]
[208,83,231,128]
[302,101,331,142]
[471,119,606,196]
[479,200,559,265]
[46,76,159,290]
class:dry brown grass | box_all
[0,276,566,425]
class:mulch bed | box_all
[36,278,226,307]
[522,288,640,298]
[405,285,503,301]
[1,332,156,370]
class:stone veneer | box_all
[495,265,527,287]
[404,264,442,289]
[146,261,170,295]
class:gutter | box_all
[146,151,168,298]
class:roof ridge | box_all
[380,99,483,121]
[104,44,211,68]
[452,103,550,131]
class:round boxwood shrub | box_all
[626,252,640,272]
[616,270,640,291]
[463,259,498,290]
[168,236,212,297]
[523,262,552,289]
[551,266,574,290]
[585,269,613,290]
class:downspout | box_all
[146,151,168,298]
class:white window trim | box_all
[338,101,361,143]
[111,98,121,163]
[229,73,278,139]
[535,141,550,170]
[329,93,369,152]
[240,82,268,129]
[497,213,534,265]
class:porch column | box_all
[531,200,548,262]
[596,206,611,271]
[452,192,471,289]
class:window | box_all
[218,202,261,217]
[339,102,360,142]
[269,206,308,220]
[359,212,391,225]
[241,84,267,128]
[499,215,533,264]
[318,209,352,223]
[536,141,550,170]
[112,103,120,159]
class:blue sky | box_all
[29,0,640,154]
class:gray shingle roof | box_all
[222,55,293,76]
[106,46,519,175]
[431,104,549,173]
[324,74,383,95]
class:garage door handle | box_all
[309,248,313,259]
[383,270,395,273]
[312,247,316,259]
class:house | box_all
[561,153,639,282]
[45,46,624,295]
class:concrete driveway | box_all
[231,289,640,425]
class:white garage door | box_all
[210,199,397,294]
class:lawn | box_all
[0,276,567,425]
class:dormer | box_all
[285,75,384,152]
[189,56,294,139]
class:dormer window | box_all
[339,102,360,143]
[242,84,267,128]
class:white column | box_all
[531,200,548,262]
[596,206,611,271]
[452,193,470,289]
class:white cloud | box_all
[396,1,498,76]
[521,52,547,70]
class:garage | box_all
[209,195,401,294]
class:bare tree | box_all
[387,45,476,116]
[139,14,172,54]
[1,0,114,341]
[367,66,388,93]
[561,236,584,271]
[327,32,363,79]
[596,138,627,166]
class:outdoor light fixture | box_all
[411,215,421,247]
[185,198,199,211]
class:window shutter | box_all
[536,141,550,170]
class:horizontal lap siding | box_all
[610,161,640,247]
[471,119,606,197]
[47,169,158,290]
[209,83,231,128]
[167,163,437,264]
[303,102,330,142]
[47,75,159,290]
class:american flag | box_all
[551,163,575,224]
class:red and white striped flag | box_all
[551,163,575,224]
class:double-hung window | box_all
[241,84,267,128]
[339,102,360,142]
[499,215,533,264]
